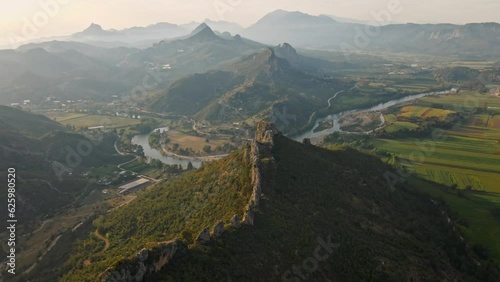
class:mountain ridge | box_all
[148,45,349,132]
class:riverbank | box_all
[294,89,453,141]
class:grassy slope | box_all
[0,106,65,137]
[61,148,253,281]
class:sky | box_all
[1,0,499,46]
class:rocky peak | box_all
[258,48,293,76]
[276,42,297,57]
[81,23,105,35]
[188,23,217,41]
[255,122,279,145]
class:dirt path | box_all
[94,230,110,252]
[306,86,359,125]
[161,144,228,161]
[32,219,51,235]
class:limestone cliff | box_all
[97,240,186,282]
[243,122,277,225]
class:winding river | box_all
[294,89,453,141]
[131,127,202,168]
[132,90,451,162]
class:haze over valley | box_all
[1,2,500,281]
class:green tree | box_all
[136,145,144,157]
[173,143,180,151]
[203,145,212,153]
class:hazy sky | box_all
[1,0,499,45]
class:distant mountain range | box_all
[16,20,244,49]
[242,10,500,57]
[8,10,500,58]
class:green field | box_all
[409,178,500,261]
[422,168,483,190]
[121,159,164,178]
[413,163,499,193]
[383,114,419,132]
[375,133,500,192]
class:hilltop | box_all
[56,123,500,281]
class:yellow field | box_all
[166,130,233,152]
[488,115,500,129]
[43,112,141,129]
[398,106,455,119]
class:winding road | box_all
[306,86,359,126]
[114,137,159,183]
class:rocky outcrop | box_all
[242,122,278,226]
[231,214,241,228]
[196,227,211,244]
[242,205,255,226]
[98,239,186,282]
[255,122,279,145]
[212,221,225,237]
[250,143,262,207]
